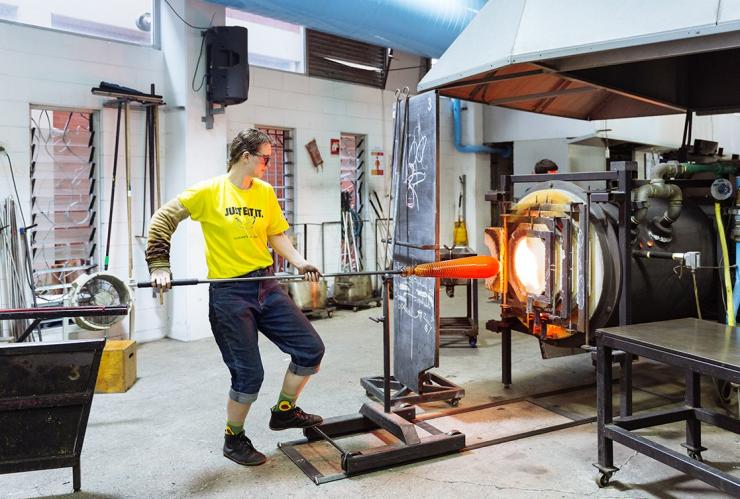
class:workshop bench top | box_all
[597,318,740,372]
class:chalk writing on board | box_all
[391,90,438,394]
[405,120,428,210]
[396,279,435,336]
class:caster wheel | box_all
[688,451,704,462]
[327,311,334,318]
[468,337,478,347]
[448,398,461,407]
[598,472,613,487]
[352,306,358,312]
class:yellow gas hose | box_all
[715,202,735,326]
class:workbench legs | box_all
[594,337,740,495]
[595,341,619,486]
[681,371,707,461]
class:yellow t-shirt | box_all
[178,175,289,278]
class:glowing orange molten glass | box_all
[513,236,546,295]
[405,255,500,279]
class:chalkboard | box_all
[392,90,439,394]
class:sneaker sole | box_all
[223,452,267,466]
[268,420,323,431]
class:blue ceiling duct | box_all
[206,0,486,58]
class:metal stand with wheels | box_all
[439,247,479,347]
[278,276,465,483]
[440,278,479,347]
[361,372,465,407]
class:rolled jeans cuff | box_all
[229,388,259,404]
[289,361,320,376]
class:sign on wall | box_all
[370,148,384,175]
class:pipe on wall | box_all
[452,99,511,157]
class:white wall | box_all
[438,97,491,256]
[0,0,417,343]
[0,18,168,342]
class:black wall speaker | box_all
[205,26,249,106]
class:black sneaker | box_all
[268,406,323,431]
[223,432,267,466]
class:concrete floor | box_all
[2,285,739,498]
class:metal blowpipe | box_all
[137,255,500,288]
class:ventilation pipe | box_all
[206,0,486,58]
[452,99,511,156]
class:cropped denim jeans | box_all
[208,268,325,404]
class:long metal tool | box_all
[124,101,135,337]
[136,255,499,288]
[137,270,400,288]
[103,102,123,271]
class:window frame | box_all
[256,126,296,273]
[224,8,306,75]
[0,0,160,49]
[28,104,100,303]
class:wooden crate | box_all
[95,340,137,393]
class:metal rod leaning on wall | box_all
[148,85,157,217]
[103,102,123,271]
[140,104,149,237]
[288,223,322,262]
[153,104,162,209]
[320,220,371,273]
[124,101,135,338]
[298,224,305,260]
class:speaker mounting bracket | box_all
[202,99,225,130]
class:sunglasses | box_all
[252,152,271,166]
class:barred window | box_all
[258,127,294,272]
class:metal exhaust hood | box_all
[419,0,740,120]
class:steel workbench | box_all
[594,318,740,495]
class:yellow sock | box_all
[225,421,243,435]
[275,391,296,411]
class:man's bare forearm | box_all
[146,199,190,273]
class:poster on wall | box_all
[370,148,384,175]
[330,138,340,155]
